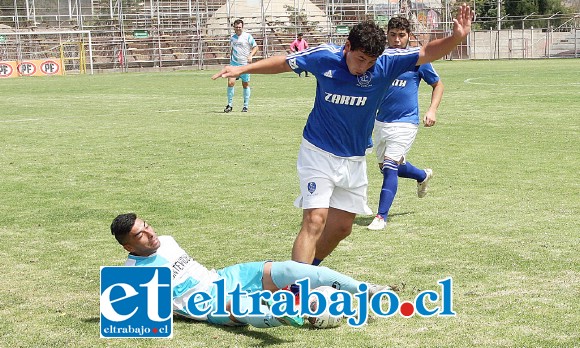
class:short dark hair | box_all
[347,21,386,58]
[297,33,303,36]
[387,17,411,33]
[233,19,243,27]
[111,213,136,245]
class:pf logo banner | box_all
[40,60,60,75]
[17,61,36,76]
[100,266,173,338]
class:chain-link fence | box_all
[1,0,578,73]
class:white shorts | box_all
[373,121,419,164]
[293,139,373,215]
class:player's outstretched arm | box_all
[211,55,292,80]
[417,3,473,66]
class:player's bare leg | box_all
[314,208,356,261]
[261,262,278,292]
[291,208,328,263]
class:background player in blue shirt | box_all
[368,17,444,231]
[212,5,472,266]
[224,19,258,113]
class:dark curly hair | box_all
[387,17,411,33]
[347,21,386,58]
[111,213,137,245]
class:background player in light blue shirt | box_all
[212,5,473,266]
[368,17,444,230]
[224,19,258,113]
[111,213,391,328]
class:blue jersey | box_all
[376,63,440,124]
[286,45,419,157]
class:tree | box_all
[473,0,571,29]
[472,0,502,29]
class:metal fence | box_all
[469,28,579,59]
[0,0,578,74]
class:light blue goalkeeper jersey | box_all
[230,31,257,66]
[286,45,419,157]
[376,63,440,125]
[125,235,219,320]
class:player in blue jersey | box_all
[212,5,472,265]
[224,19,258,113]
[111,213,390,328]
[368,17,444,231]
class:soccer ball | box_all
[307,286,344,329]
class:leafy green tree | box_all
[472,0,502,29]
[473,0,571,29]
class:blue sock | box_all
[270,261,362,294]
[227,86,234,106]
[289,283,301,295]
[243,87,250,107]
[312,258,323,266]
[398,161,426,182]
[377,159,399,219]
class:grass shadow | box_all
[354,211,414,226]
[82,317,100,323]
[175,316,292,346]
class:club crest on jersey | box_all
[307,182,317,194]
[357,72,372,87]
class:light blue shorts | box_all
[237,73,250,83]
[206,261,266,326]
[230,61,251,83]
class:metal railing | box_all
[0,2,578,73]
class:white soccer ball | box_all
[307,286,344,329]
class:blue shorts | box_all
[206,261,266,326]
[237,73,250,83]
[231,61,251,83]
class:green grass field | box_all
[0,59,578,347]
